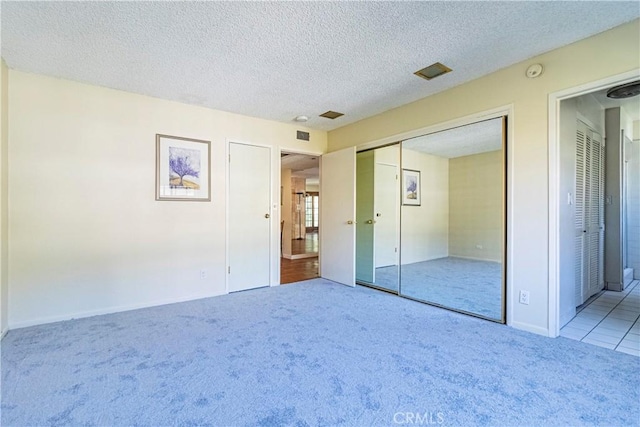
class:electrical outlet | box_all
[519,290,530,305]
[200,269,207,280]
[476,244,483,250]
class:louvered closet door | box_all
[588,131,604,297]
[597,133,605,291]
[575,122,587,305]
[575,120,605,305]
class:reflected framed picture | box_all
[156,134,211,201]
[402,169,421,206]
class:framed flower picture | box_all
[156,134,211,201]
[402,169,421,206]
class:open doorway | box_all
[555,77,640,354]
[280,152,320,284]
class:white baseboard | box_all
[510,320,551,337]
[9,291,225,330]
[282,253,318,260]
[290,253,318,260]
[449,255,502,263]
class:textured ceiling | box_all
[404,118,503,158]
[281,153,319,180]
[1,2,639,131]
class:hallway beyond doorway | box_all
[292,231,318,256]
[280,257,319,284]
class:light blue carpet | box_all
[2,279,638,426]
[375,257,503,320]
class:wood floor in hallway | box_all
[281,257,319,284]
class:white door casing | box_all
[548,70,638,337]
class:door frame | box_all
[547,68,640,337]
[225,139,274,293]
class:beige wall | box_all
[8,70,327,328]
[449,151,503,262]
[329,20,640,335]
[0,60,8,336]
[400,149,449,265]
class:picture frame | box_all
[402,169,421,206]
[156,134,211,201]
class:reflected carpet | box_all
[396,257,502,320]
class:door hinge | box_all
[228,266,231,274]
[228,154,231,163]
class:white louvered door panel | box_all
[597,132,605,290]
[588,132,604,296]
[583,129,593,302]
[575,121,605,305]
[575,123,587,305]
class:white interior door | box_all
[320,147,356,286]
[228,142,271,292]
[374,162,399,268]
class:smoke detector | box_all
[526,64,543,78]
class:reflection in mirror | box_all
[356,144,400,292]
[400,118,505,321]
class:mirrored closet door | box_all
[356,144,400,293]
[400,117,506,322]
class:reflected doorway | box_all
[356,144,400,293]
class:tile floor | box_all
[561,280,640,356]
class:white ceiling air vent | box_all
[319,111,344,119]
[414,62,452,80]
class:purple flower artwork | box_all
[405,175,418,200]
[169,147,200,189]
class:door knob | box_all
[366,219,375,224]
[265,213,270,218]
[347,220,356,225]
